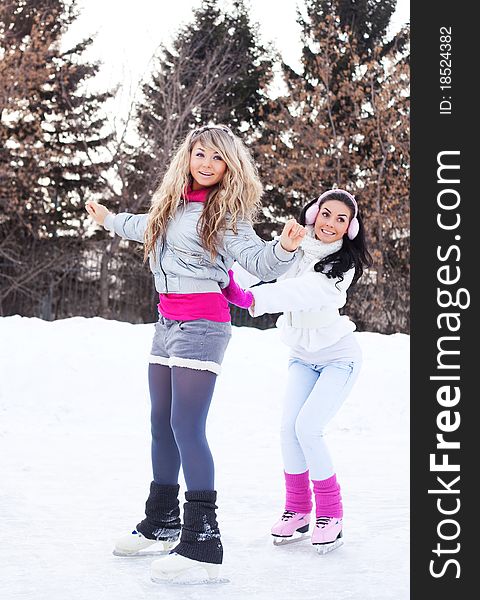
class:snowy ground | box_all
[0,316,409,600]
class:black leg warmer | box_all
[171,490,223,564]
[136,481,181,542]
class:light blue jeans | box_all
[280,357,361,480]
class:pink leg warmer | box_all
[284,470,312,513]
[312,474,343,518]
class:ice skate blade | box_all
[151,574,230,586]
[113,540,176,557]
[151,554,227,585]
[151,564,228,585]
[313,538,344,554]
[273,533,309,546]
[113,548,170,558]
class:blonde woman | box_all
[85,124,305,584]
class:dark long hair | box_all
[298,191,373,286]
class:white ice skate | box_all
[151,552,225,585]
[271,510,311,546]
[311,517,343,554]
[113,529,176,557]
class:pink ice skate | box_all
[311,517,343,554]
[271,510,311,545]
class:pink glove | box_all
[221,269,254,308]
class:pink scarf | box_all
[182,185,211,203]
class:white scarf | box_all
[298,225,343,269]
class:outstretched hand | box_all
[85,200,110,226]
[279,219,306,252]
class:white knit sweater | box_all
[249,229,356,353]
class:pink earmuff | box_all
[305,189,359,240]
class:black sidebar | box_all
[411,1,475,598]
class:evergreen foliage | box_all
[0,0,113,238]
[0,0,114,317]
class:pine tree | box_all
[0,0,113,238]
[301,0,398,57]
[0,0,114,316]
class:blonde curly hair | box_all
[144,125,263,261]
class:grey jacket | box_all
[104,203,297,293]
